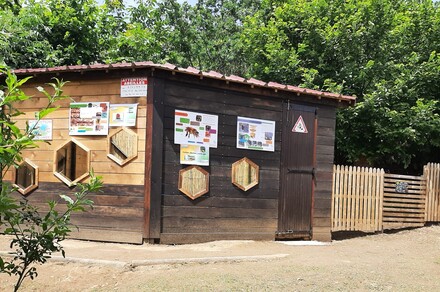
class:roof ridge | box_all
[11,62,356,103]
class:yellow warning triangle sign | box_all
[292,115,308,133]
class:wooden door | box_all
[277,103,317,239]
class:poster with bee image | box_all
[69,102,109,135]
[236,116,275,152]
[174,110,218,148]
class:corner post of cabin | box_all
[143,75,165,243]
[312,105,337,242]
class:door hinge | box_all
[287,168,317,185]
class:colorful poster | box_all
[120,77,148,97]
[180,144,210,166]
[236,116,275,152]
[109,104,138,127]
[69,102,109,136]
[28,120,52,140]
[174,110,218,148]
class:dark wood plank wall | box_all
[9,183,144,243]
[160,80,283,244]
[313,105,337,241]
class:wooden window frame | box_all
[107,127,138,166]
[12,158,39,195]
[53,138,90,187]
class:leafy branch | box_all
[0,66,102,291]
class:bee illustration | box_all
[185,127,199,138]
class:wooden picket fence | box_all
[331,163,440,232]
[331,165,384,232]
[425,163,440,222]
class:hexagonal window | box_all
[178,166,209,200]
[231,157,259,191]
[53,139,90,187]
[107,128,138,166]
[13,158,39,195]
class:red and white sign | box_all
[120,77,148,97]
[292,115,308,133]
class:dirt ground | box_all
[1,225,440,291]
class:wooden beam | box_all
[143,77,165,242]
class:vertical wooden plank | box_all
[144,77,165,241]
[431,163,436,221]
[372,168,377,231]
[424,165,429,222]
[433,163,440,222]
[342,165,348,230]
[435,164,440,221]
[430,163,435,222]
[337,165,343,230]
[354,167,362,230]
[433,163,437,221]
[374,168,380,231]
[350,166,357,230]
[367,167,373,231]
[331,165,337,230]
[347,166,353,230]
[426,164,433,222]
[379,169,384,231]
[359,167,364,230]
[429,163,434,221]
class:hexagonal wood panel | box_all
[178,166,209,200]
[231,157,259,191]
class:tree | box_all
[107,0,260,75]
[0,66,102,291]
[242,0,440,172]
[0,0,110,68]
[0,2,54,68]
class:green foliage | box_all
[106,0,260,75]
[2,0,440,171]
[0,66,67,176]
[0,0,107,68]
[0,67,102,291]
[242,0,440,172]
[1,176,101,291]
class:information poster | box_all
[69,102,109,136]
[28,120,52,140]
[236,116,275,152]
[120,77,148,97]
[174,110,218,148]
[109,104,138,127]
[180,145,209,166]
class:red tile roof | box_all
[12,62,356,103]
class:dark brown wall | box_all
[159,80,282,244]
[10,183,145,243]
[313,105,337,241]
[156,77,338,244]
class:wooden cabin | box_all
[6,62,355,244]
